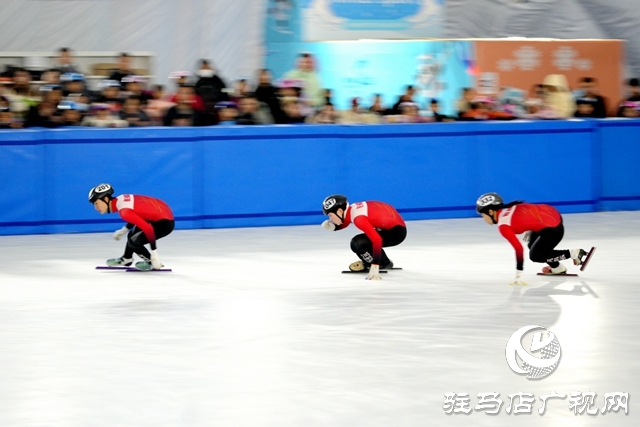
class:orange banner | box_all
[474,39,625,116]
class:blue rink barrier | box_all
[0,119,636,235]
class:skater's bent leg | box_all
[152,219,174,242]
[378,226,407,248]
[376,226,407,267]
[528,225,569,268]
[350,234,374,265]
[127,230,151,260]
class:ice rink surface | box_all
[0,211,638,427]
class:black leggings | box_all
[527,222,571,268]
[350,225,407,266]
[124,219,175,260]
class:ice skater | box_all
[322,195,407,280]
[89,183,174,271]
[476,192,595,285]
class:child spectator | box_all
[215,101,239,125]
[82,104,128,127]
[56,101,85,126]
[163,85,203,126]
[24,85,63,127]
[119,95,151,127]
[145,85,174,125]
[95,80,122,110]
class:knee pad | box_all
[350,235,371,254]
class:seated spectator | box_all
[56,101,85,126]
[460,97,516,121]
[108,52,134,84]
[524,84,546,114]
[24,85,63,127]
[54,47,82,74]
[163,85,203,126]
[622,78,640,102]
[391,85,416,114]
[82,104,128,127]
[5,68,39,117]
[0,106,23,129]
[339,98,380,124]
[323,88,333,106]
[60,72,89,98]
[145,84,174,125]
[574,98,599,118]
[617,101,640,118]
[456,87,476,117]
[429,99,450,122]
[574,77,607,118]
[230,79,251,104]
[309,102,337,124]
[542,74,576,118]
[236,94,272,125]
[280,99,307,124]
[94,80,123,109]
[385,102,431,123]
[41,68,62,86]
[215,101,239,125]
[119,95,151,127]
[271,78,307,124]
[121,75,152,104]
[368,93,386,115]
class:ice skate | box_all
[542,264,567,275]
[380,261,394,270]
[571,249,588,266]
[349,260,369,272]
[134,260,165,271]
[106,257,133,267]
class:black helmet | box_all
[89,183,114,204]
[476,192,504,214]
[322,194,348,215]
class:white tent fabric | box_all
[1,0,639,85]
[445,0,640,78]
[0,0,268,87]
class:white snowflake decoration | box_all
[553,46,579,70]
[513,46,541,71]
[575,58,593,71]
[497,59,515,72]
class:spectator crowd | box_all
[1,49,640,130]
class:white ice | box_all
[0,211,638,427]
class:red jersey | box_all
[337,201,406,263]
[497,203,562,270]
[110,195,174,245]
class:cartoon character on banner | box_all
[269,0,294,33]
[415,49,449,99]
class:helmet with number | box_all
[88,183,114,204]
[476,192,504,215]
[322,194,348,215]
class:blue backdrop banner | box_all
[0,120,635,236]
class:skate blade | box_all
[341,268,402,274]
[579,247,596,272]
[96,265,129,270]
[537,272,579,277]
[343,270,388,274]
[126,267,172,272]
